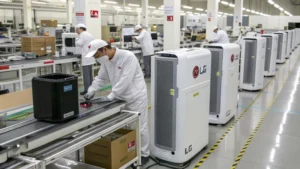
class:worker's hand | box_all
[93,96,111,103]
[84,90,96,100]
[132,36,136,40]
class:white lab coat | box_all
[135,30,154,56]
[75,31,96,66]
[212,30,230,44]
[88,48,150,157]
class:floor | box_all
[4,49,300,169]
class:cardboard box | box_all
[0,88,33,111]
[21,36,56,56]
[21,36,46,56]
[85,129,137,169]
[45,36,56,55]
[41,20,58,27]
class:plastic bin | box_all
[32,73,79,122]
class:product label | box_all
[128,141,136,152]
[64,85,72,92]
[64,111,74,119]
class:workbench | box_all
[0,56,80,90]
[0,100,142,169]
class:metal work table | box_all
[0,100,142,169]
[0,43,21,55]
[0,56,80,90]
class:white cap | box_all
[213,26,218,30]
[75,23,86,29]
[134,24,142,31]
[85,40,108,58]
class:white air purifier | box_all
[150,48,211,163]
[285,31,291,59]
[262,34,278,76]
[240,37,266,91]
[204,44,240,125]
[273,31,287,64]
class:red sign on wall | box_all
[76,13,84,16]
[167,16,174,21]
[90,10,99,18]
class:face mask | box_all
[96,55,109,64]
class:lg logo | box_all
[193,65,207,79]
[185,145,193,154]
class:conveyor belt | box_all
[0,100,126,163]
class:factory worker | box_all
[132,24,154,78]
[75,23,96,95]
[208,26,229,44]
[84,40,150,165]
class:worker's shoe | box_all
[80,91,87,95]
[141,156,150,165]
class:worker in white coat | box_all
[208,26,230,44]
[84,40,150,165]
[75,23,95,95]
[132,25,154,78]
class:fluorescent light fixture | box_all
[113,6,121,8]
[246,9,250,12]
[0,0,12,2]
[194,12,200,15]
[201,14,207,16]
[136,8,142,10]
[243,15,248,16]
[221,1,229,5]
[100,5,107,7]
[182,5,193,9]
[186,11,193,14]
[104,1,117,4]
[124,7,132,10]
[250,10,255,13]
[218,12,223,14]
[274,4,279,8]
[242,8,246,10]
[218,14,222,17]
[196,8,204,11]
[268,0,275,5]
[279,7,284,11]
[32,1,47,4]
[128,3,140,7]
[148,6,156,9]
[229,3,235,7]
[180,13,186,16]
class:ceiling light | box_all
[201,14,207,16]
[180,13,186,16]
[221,1,229,5]
[196,8,204,11]
[148,6,156,9]
[268,0,275,5]
[125,7,131,10]
[218,14,222,17]
[279,7,284,11]
[242,8,246,10]
[218,12,223,14]
[113,6,121,8]
[194,12,200,15]
[246,9,250,12]
[104,1,117,4]
[182,5,193,9]
[0,0,12,2]
[32,1,47,4]
[250,10,255,13]
[186,11,193,14]
[229,3,235,7]
[100,5,107,7]
[243,15,248,16]
[128,3,140,7]
[274,4,279,8]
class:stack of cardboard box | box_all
[21,36,56,56]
